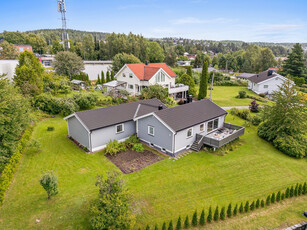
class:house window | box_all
[161,73,165,82]
[129,73,133,78]
[264,85,268,88]
[155,74,161,82]
[123,73,126,77]
[214,118,219,129]
[116,124,124,133]
[200,124,204,132]
[207,121,213,132]
[128,84,134,89]
[148,126,155,136]
[187,128,193,138]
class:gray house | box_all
[65,99,245,156]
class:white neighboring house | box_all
[110,62,189,99]
[0,60,19,80]
[247,70,294,95]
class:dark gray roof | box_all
[248,71,278,84]
[237,73,256,79]
[154,99,227,132]
[75,98,165,131]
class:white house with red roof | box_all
[107,62,189,99]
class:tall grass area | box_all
[0,115,306,229]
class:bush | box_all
[271,193,276,203]
[251,116,262,126]
[146,224,150,230]
[176,216,182,230]
[261,199,265,207]
[168,220,173,230]
[272,134,306,158]
[303,182,307,195]
[60,98,79,116]
[34,93,62,114]
[259,93,266,98]
[199,210,205,226]
[47,126,54,131]
[250,201,255,211]
[266,195,271,205]
[227,203,232,218]
[207,206,212,223]
[39,171,58,199]
[73,93,98,110]
[192,210,197,226]
[230,108,239,116]
[239,202,243,213]
[249,100,259,113]
[294,184,298,196]
[162,222,167,230]
[281,193,285,200]
[286,187,290,198]
[105,140,126,156]
[298,184,302,196]
[238,91,247,98]
[214,206,219,221]
[124,135,139,149]
[276,191,281,202]
[244,201,249,212]
[132,143,144,153]
[290,186,294,197]
[220,206,225,220]
[256,199,260,208]
[238,109,251,120]
[184,215,189,228]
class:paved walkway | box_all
[221,106,249,110]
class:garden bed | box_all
[106,149,163,174]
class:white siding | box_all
[148,69,176,88]
[83,61,112,81]
[116,66,141,94]
[0,60,19,81]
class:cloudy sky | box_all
[1,0,307,43]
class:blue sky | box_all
[1,0,307,43]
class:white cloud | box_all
[171,17,234,25]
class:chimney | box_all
[145,60,149,65]
[268,70,273,76]
[158,105,163,110]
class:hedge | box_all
[0,125,33,205]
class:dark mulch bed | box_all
[106,150,163,174]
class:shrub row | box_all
[105,135,144,156]
[214,80,247,87]
[230,108,262,126]
[0,126,33,205]
[143,182,307,230]
[236,91,266,102]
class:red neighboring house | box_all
[14,44,33,53]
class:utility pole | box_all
[210,71,215,101]
[57,0,70,50]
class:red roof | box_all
[126,63,177,81]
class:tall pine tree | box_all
[111,70,115,81]
[106,71,111,82]
[198,61,208,100]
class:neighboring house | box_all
[177,60,191,66]
[193,67,217,73]
[0,60,19,80]
[14,44,33,53]
[236,73,255,80]
[247,70,293,95]
[83,60,113,81]
[114,62,189,99]
[65,98,245,156]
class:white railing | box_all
[168,85,189,94]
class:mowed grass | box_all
[209,86,270,107]
[0,115,306,229]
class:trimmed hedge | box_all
[0,126,33,205]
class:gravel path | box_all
[221,106,249,110]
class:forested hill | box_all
[24,29,109,44]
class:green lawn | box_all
[209,86,271,107]
[0,115,306,230]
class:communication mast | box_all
[57,0,70,50]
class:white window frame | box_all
[213,118,219,129]
[161,73,165,82]
[128,84,134,89]
[122,73,126,77]
[187,128,193,138]
[200,123,205,132]
[115,123,124,134]
[148,125,155,136]
[129,73,133,78]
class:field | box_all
[0,114,306,230]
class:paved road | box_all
[221,106,249,110]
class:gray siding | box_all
[67,116,90,149]
[174,115,225,153]
[91,120,136,151]
[137,115,173,152]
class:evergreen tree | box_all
[96,75,100,85]
[239,203,244,213]
[220,206,225,220]
[282,43,307,82]
[192,210,197,226]
[186,66,192,77]
[111,70,115,81]
[290,186,294,197]
[177,73,197,97]
[154,224,158,230]
[250,201,255,211]
[281,193,285,200]
[303,182,307,195]
[294,184,298,196]
[146,224,150,230]
[106,71,111,82]
[162,222,167,230]
[198,61,208,100]
[298,184,302,196]
[266,195,271,206]
[244,201,249,212]
[233,204,238,216]
[207,206,212,223]
[256,199,260,209]
[184,216,189,229]
[227,203,232,218]
[286,187,290,198]
[214,206,219,221]
[271,193,276,203]
[176,216,182,230]
[199,209,205,226]
[168,220,173,230]
[261,199,265,207]
[276,191,281,202]
[101,71,105,84]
